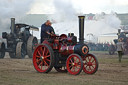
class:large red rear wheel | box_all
[33,44,54,73]
[66,54,83,75]
[83,53,98,74]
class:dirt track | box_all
[0,52,128,85]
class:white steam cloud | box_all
[46,0,121,43]
[0,0,34,36]
[49,0,78,22]
[52,13,121,42]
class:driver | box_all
[40,20,55,43]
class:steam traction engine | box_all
[0,18,38,58]
[33,16,99,75]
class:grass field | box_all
[0,51,128,85]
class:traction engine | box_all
[33,16,99,75]
[0,18,38,59]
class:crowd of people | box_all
[87,42,110,51]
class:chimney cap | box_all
[78,16,85,17]
[11,18,15,20]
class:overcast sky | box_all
[28,0,128,14]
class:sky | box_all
[28,0,128,14]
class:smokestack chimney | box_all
[78,16,85,44]
[118,29,121,34]
[11,18,15,34]
[118,29,121,38]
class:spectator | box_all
[116,38,124,62]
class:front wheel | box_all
[66,54,83,75]
[83,53,98,74]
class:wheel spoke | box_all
[72,66,75,72]
[76,65,80,69]
[43,47,46,56]
[37,50,41,56]
[73,57,77,63]
[91,65,95,69]
[70,58,73,63]
[88,56,90,61]
[89,66,92,71]
[45,55,50,58]
[36,55,40,58]
[45,58,50,62]
[91,59,95,63]
[40,47,43,54]
[92,63,96,65]
[68,62,72,64]
[76,64,81,67]
[36,59,40,63]
[85,65,88,69]
[69,65,72,69]
[38,61,42,66]
[44,60,48,66]
[45,50,49,55]
[89,56,92,62]
[84,57,88,63]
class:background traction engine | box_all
[33,16,99,75]
[109,29,128,55]
[0,18,38,59]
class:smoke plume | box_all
[48,0,120,42]
[0,0,34,36]
[49,0,78,22]
[52,12,121,43]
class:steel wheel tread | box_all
[16,42,26,59]
[27,36,38,58]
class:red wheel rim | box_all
[83,54,98,74]
[66,54,83,75]
[33,45,51,73]
[54,66,67,73]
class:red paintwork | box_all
[60,34,67,40]
[43,40,53,48]
[42,34,75,55]
[67,37,72,43]
[59,45,75,55]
